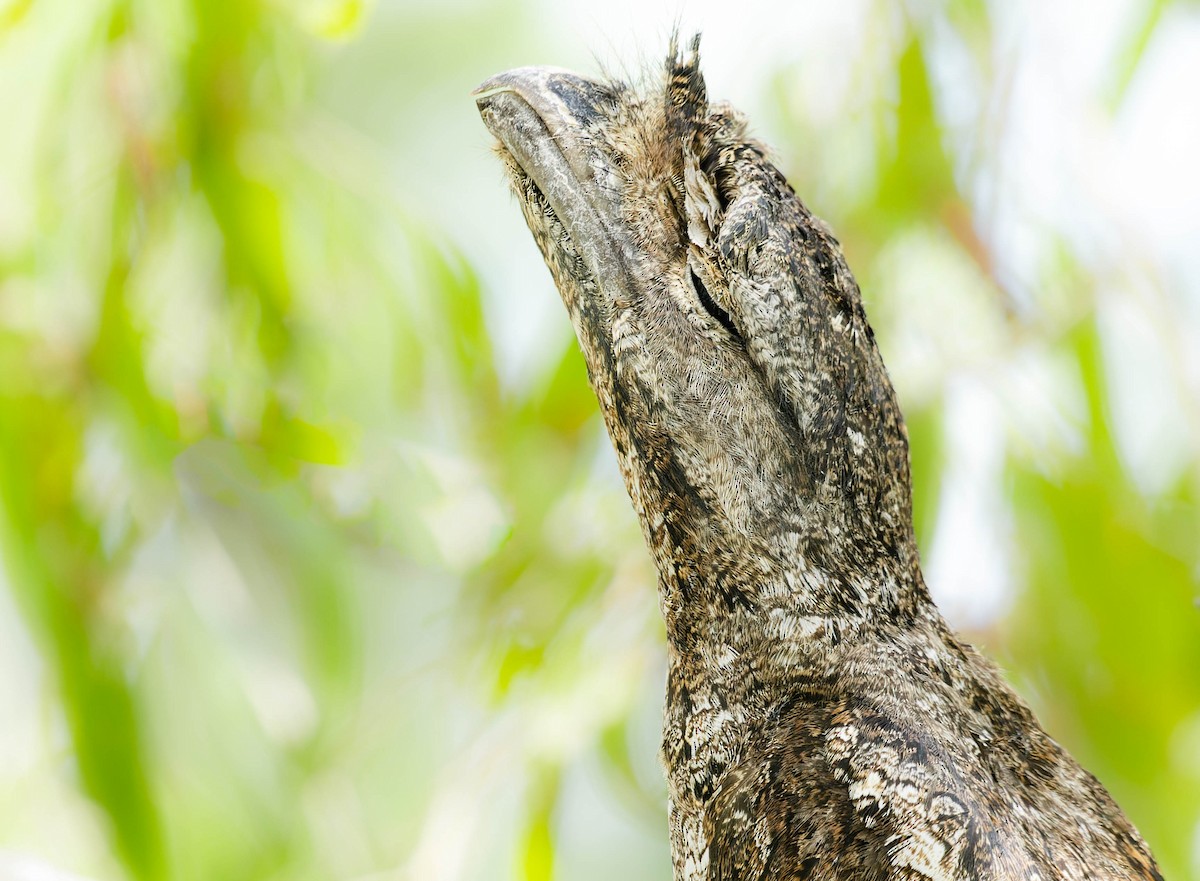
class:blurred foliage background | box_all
[0,0,1197,880]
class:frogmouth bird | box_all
[474,37,1161,881]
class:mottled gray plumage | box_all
[474,37,1161,881]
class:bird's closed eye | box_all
[689,267,740,340]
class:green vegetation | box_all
[0,1,1195,880]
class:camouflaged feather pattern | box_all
[475,36,1162,881]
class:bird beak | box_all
[474,66,633,314]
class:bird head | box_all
[476,37,918,610]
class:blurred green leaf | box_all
[0,395,166,881]
[1106,0,1172,112]
[0,0,33,32]
[1006,322,1200,879]
[905,399,944,557]
[879,34,957,223]
[520,764,560,881]
[304,0,369,41]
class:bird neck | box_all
[645,509,931,671]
